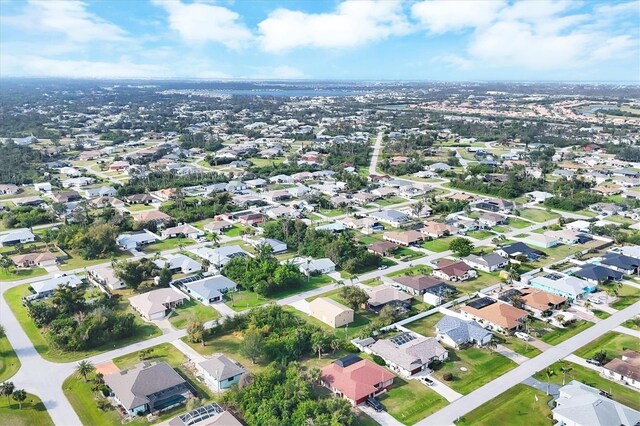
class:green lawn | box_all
[386,264,433,278]
[354,411,379,426]
[126,204,154,212]
[507,218,532,229]
[393,247,424,261]
[319,208,347,217]
[538,320,593,346]
[376,196,407,207]
[455,271,501,294]
[456,384,551,426]
[518,209,560,223]
[421,237,454,253]
[223,224,249,237]
[496,335,542,358]
[513,233,530,238]
[4,283,162,363]
[0,392,54,426]
[574,331,640,360]
[534,361,640,410]
[0,335,21,381]
[59,250,130,271]
[611,284,640,310]
[285,304,374,342]
[534,244,583,265]
[431,347,517,395]
[185,334,265,375]
[491,225,509,233]
[623,319,640,331]
[592,309,611,319]
[247,157,285,167]
[168,299,220,329]
[0,267,48,282]
[143,237,195,254]
[379,377,448,425]
[467,230,494,240]
[404,312,444,337]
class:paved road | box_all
[416,301,640,426]
[369,132,384,174]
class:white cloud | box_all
[151,0,252,49]
[0,55,167,79]
[248,65,306,79]
[3,0,127,42]
[258,0,412,52]
[411,0,506,33]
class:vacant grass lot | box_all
[0,266,48,282]
[186,333,265,374]
[126,204,154,212]
[168,299,220,329]
[611,284,640,310]
[143,237,196,253]
[4,283,161,363]
[431,347,517,395]
[59,250,130,271]
[376,196,407,207]
[535,361,640,410]
[519,209,560,223]
[507,218,532,229]
[393,247,424,261]
[421,237,454,253]
[0,335,20,382]
[286,303,374,342]
[0,392,54,426]
[456,384,551,426]
[455,271,501,294]
[574,332,640,360]
[467,230,494,240]
[496,335,542,358]
[538,320,593,346]
[386,264,433,278]
[404,312,444,337]
[379,378,448,425]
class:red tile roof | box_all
[321,359,394,402]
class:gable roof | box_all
[392,275,447,292]
[198,354,245,381]
[369,333,447,372]
[321,356,394,402]
[436,315,492,345]
[573,263,624,281]
[129,288,187,317]
[461,300,528,329]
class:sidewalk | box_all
[171,339,206,363]
[495,344,529,365]
[422,375,463,402]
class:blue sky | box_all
[1,0,639,81]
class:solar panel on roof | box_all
[467,297,496,310]
[390,332,417,346]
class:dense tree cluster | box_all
[262,219,382,273]
[116,171,228,196]
[26,285,135,351]
[544,178,603,211]
[1,206,55,229]
[48,223,119,260]
[223,245,304,296]
[159,192,238,223]
[114,258,158,290]
[450,167,546,199]
[221,363,354,426]
[0,142,48,184]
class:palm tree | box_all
[583,300,592,313]
[76,360,95,382]
[1,381,15,406]
[545,368,554,395]
[330,338,341,354]
[12,389,26,410]
[0,324,5,338]
[209,232,220,247]
[486,338,498,352]
[312,343,323,360]
[307,367,322,384]
[560,366,573,386]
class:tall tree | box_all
[76,360,95,382]
[12,389,26,410]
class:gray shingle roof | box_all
[435,315,492,345]
[198,354,245,381]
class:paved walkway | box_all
[495,344,529,365]
[423,375,463,402]
[521,377,561,399]
[415,302,640,426]
[563,354,603,373]
[613,325,639,337]
[359,405,404,426]
[529,337,553,351]
[171,339,206,363]
[369,132,384,175]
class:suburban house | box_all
[478,212,507,228]
[161,224,204,240]
[321,354,395,406]
[129,288,187,320]
[183,275,237,304]
[203,220,233,234]
[88,267,124,291]
[383,230,424,246]
[420,221,458,239]
[552,381,640,426]
[524,233,559,249]
[196,354,246,391]
[600,253,640,275]
[518,287,567,315]
[473,198,516,213]
[29,274,83,299]
[527,272,596,300]
[435,315,493,349]
[573,263,624,284]
[104,362,192,416]
[117,232,158,250]
[603,350,640,390]
[462,253,509,272]
[153,254,202,275]
[11,251,57,268]
[0,228,36,247]
[495,242,545,261]
[0,184,20,195]
[125,194,155,204]
[368,332,448,377]
[250,238,287,254]
[134,210,172,225]
[190,245,249,267]
[367,241,398,256]
[309,297,354,328]
[369,210,410,228]
[366,284,413,313]
[460,298,528,333]
[390,275,453,296]
[545,229,582,245]
[297,258,336,276]
[433,260,477,282]
[525,191,555,203]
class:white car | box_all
[515,331,530,341]
[588,297,603,305]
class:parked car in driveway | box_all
[515,331,530,341]
[366,397,384,412]
[586,358,602,366]
[419,377,434,386]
